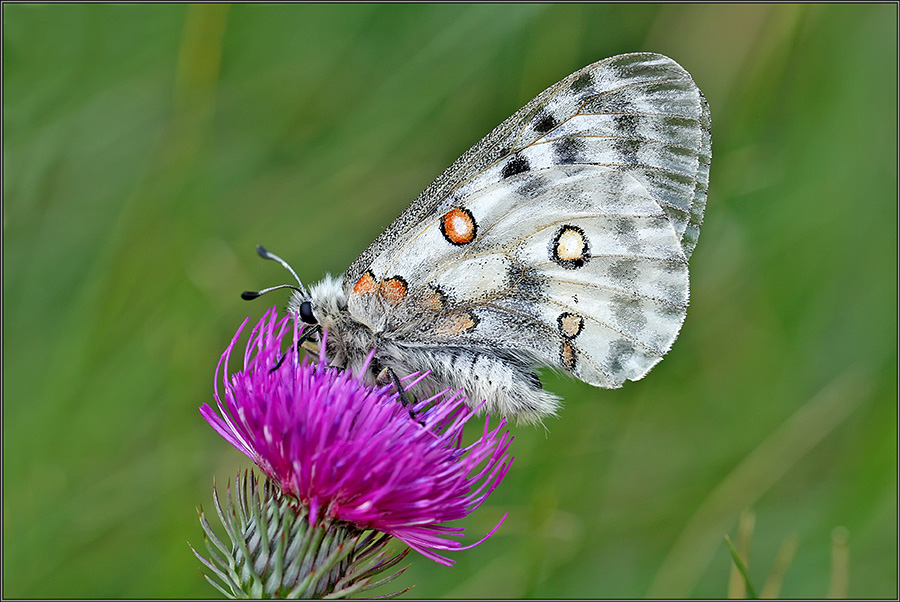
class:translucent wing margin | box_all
[345,52,711,289]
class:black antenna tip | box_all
[241,291,260,300]
[255,245,269,258]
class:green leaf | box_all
[725,534,758,599]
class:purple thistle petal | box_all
[201,306,513,566]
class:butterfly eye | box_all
[299,301,317,325]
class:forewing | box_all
[345,52,711,291]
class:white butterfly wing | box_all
[346,53,709,284]
[343,52,710,388]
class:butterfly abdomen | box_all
[379,345,560,424]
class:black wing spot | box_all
[553,137,584,165]
[534,112,558,134]
[501,155,530,178]
[570,73,592,92]
[506,261,547,296]
[613,113,640,136]
[608,339,635,375]
[516,173,550,197]
[613,136,641,166]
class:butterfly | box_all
[245,52,711,424]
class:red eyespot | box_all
[441,207,477,245]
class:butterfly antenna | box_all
[248,245,310,298]
[241,284,304,300]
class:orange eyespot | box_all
[419,287,446,312]
[380,276,408,305]
[441,207,477,245]
[353,271,378,295]
[558,312,584,339]
[560,340,577,370]
[434,311,479,336]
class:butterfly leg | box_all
[269,325,321,373]
[384,367,426,425]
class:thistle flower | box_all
[196,307,513,597]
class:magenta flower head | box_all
[197,307,513,595]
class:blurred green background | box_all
[3,3,896,598]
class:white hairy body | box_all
[293,275,556,420]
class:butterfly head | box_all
[241,244,319,322]
[242,246,355,355]
[296,273,373,376]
